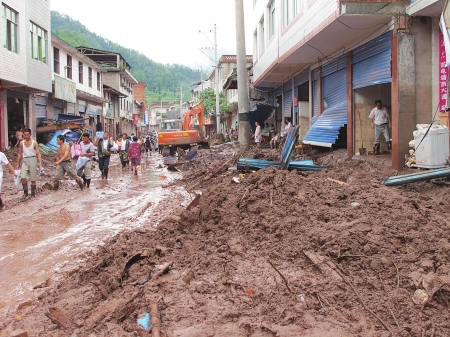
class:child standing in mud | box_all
[127,136,142,175]
[0,151,17,209]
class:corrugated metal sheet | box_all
[321,55,346,77]
[294,68,309,87]
[284,90,292,117]
[36,104,46,118]
[304,68,347,147]
[312,68,319,81]
[275,85,283,97]
[311,80,318,126]
[352,32,391,89]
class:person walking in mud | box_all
[15,128,44,201]
[54,135,84,191]
[144,135,152,157]
[128,136,141,175]
[369,100,391,155]
[0,151,17,209]
[254,121,262,148]
[77,133,96,188]
[95,131,114,179]
[118,133,130,168]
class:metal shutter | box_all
[284,90,292,117]
[352,32,391,89]
[311,68,319,126]
[294,68,309,87]
[304,64,347,147]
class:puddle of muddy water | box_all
[0,155,191,315]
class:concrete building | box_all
[252,0,447,169]
[0,0,52,149]
[77,47,138,137]
[45,35,106,138]
[208,55,253,132]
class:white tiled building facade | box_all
[0,0,52,149]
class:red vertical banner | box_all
[439,30,449,111]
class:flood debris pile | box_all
[2,150,450,336]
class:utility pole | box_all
[235,0,250,150]
[214,24,221,133]
[180,86,183,119]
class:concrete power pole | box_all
[235,0,250,150]
[214,24,221,133]
[180,86,183,119]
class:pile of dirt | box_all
[1,147,450,336]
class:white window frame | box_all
[259,15,265,54]
[30,21,47,63]
[268,0,275,40]
[253,29,258,61]
[2,4,18,53]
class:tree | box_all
[199,88,234,117]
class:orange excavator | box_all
[158,102,209,156]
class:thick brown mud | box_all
[0,153,190,317]
[1,146,450,337]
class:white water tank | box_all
[413,124,449,169]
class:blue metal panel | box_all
[304,68,347,147]
[294,68,309,87]
[275,85,283,97]
[284,90,292,117]
[312,68,319,81]
[311,80,318,126]
[321,55,346,77]
[352,32,391,89]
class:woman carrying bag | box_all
[95,131,114,179]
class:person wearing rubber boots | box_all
[369,100,391,155]
[54,135,84,191]
[95,131,114,179]
[77,133,96,188]
[15,128,44,201]
[118,133,130,168]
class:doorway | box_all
[7,96,26,136]
[354,83,392,154]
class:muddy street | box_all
[1,147,450,337]
[0,155,190,315]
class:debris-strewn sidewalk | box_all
[1,147,450,336]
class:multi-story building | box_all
[77,47,138,137]
[45,34,106,137]
[252,0,446,169]
[208,55,253,131]
[0,0,52,149]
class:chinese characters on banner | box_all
[439,30,449,111]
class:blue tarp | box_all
[46,129,81,150]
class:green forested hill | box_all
[51,11,207,103]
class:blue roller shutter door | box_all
[352,32,391,89]
[304,56,347,147]
[311,68,319,126]
[284,90,292,117]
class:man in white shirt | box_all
[77,133,96,188]
[369,100,391,155]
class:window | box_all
[30,22,47,63]
[88,67,92,87]
[66,55,72,79]
[53,47,60,74]
[2,4,18,52]
[283,0,302,27]
[268,0,275,39]
[97,71,101,91]
[259,16,265,54]
[253,29,258,61]
[78,61,83,83]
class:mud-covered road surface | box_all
[1,146,450,337]
[0,154,190,316]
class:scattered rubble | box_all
[1,146,450,336]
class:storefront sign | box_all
[86,104,102,116]
[440,30,449,111]
[54,75,76,103]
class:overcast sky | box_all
[50,0,253,72]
